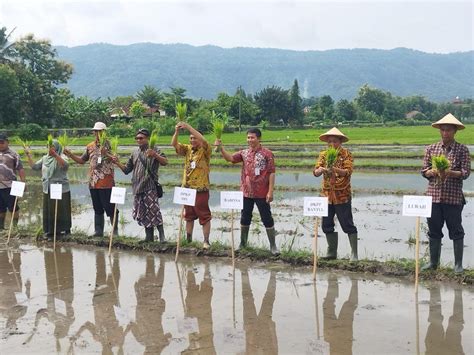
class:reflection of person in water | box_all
[241,267,278,354]
[323,274,358,355]
[0,251,27,332]
[183,263,216,354]
[73,251,129,353]
[425,287,464,354]
[29,248,75,351]
[130,255,171,353]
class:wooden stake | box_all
[53,199,58,250]
[230,209,235,267]
[108,205,118,255]
[415,216,420,292]
[6,196,18,244]
[175,205,185,262]
[312,217,319,280]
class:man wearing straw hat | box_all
[64,122,119,237]
[313,127,358,261]
[0,133,26,230]
[421,113,470,273]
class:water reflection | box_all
[425,287,464,355]
[241,267,278,354]
[131,256,171,353]
[323,274,358,355]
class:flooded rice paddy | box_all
[17,167,474,268]
[0,244,472,354]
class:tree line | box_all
[1,27,473,139]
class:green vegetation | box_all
[432,155,450,171]
[325,146,339,168]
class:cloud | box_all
[1,0,472,53]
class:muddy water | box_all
[0,245,472,354]
[16,166,474,267]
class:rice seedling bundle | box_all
[57,132,77,150]
[149,130,158,149]
[110,136,119,155]
[98,130,107,148]
[432,155,449,171]
[47,134,54,148]
[325,146,339,168]
[176,102,187,121]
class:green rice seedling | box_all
[57,132,77,150]
[175,102,187,121]
[109,136,119,155]
[145,130,159,176]
[98,130,107,148]
[325,146,339,168]
[432,155,450,171]
[211,111,228,152]
[47,134,54,148]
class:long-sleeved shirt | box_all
[421,140,470,205]
[123,146,166,195]
[315,147,354,204]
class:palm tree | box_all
[0,26,16,64]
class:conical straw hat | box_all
[431,113,465,130]
[319,127,349,143]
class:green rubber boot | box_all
[144,227,154,242]
[421,238,442,271]
[266,227,279,256]
[322,232,338,260]
[348,233,358,261]
[92,214,104,237]
[239,225,250,249]
[453,238,464,274]
[157,224,166,243]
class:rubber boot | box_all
[110,212,119,236]
[348,233,358,261]
[92,214,104,237]
[266,227,279,256]
[322,232,338,260]
[0,212,5,230]
[453,238,464,274]
[421,238,441,271]
[157,224,166,243]
[145,227,154,242]
[239,225,250,249]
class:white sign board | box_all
[110,187,126,204]
[220,191,244,210]
[15,292,28,305]
[173,187,197,206]
[303,197,329,217]
[402,195,432,217]
[10,181,26,197]
[50,184,63,200]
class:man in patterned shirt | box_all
[0,133,26,230]
[216,128,278,255]
[172,122,212,249]
[313,127,358,261]
[64,122,118,237]
[421,113,470,273]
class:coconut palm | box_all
[0,26,16,64]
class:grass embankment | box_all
[8,229,473,285]
[17,124,474,146]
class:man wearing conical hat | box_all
[421,113,470,273]
[313,127,358,261]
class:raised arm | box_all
[214,139,235,163]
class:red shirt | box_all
[232,146,275,198]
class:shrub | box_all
[157,117,176,135]
[131,118,159,134]
[108,121,131,137]
[17,123,47,140]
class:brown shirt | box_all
[315,147,354,204]
[81,141,115,189]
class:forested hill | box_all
[56,43,473,101]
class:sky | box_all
[1,0,473,53]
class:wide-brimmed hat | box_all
[92,122,107,131]
[319,127,349,143]
[431,113,465,130]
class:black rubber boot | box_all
[157,224,166,243]
[239,225,250,249]
[145,227,154,242]
[421,238,441,271]
[322,232,338,260]
[266,227,279,256]
[92,214,104,237]
[0,212,5,230]
[453,238,464,274]
[348,233,358,261]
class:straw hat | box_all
[319,127,349,143]
[431,113,465,130]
